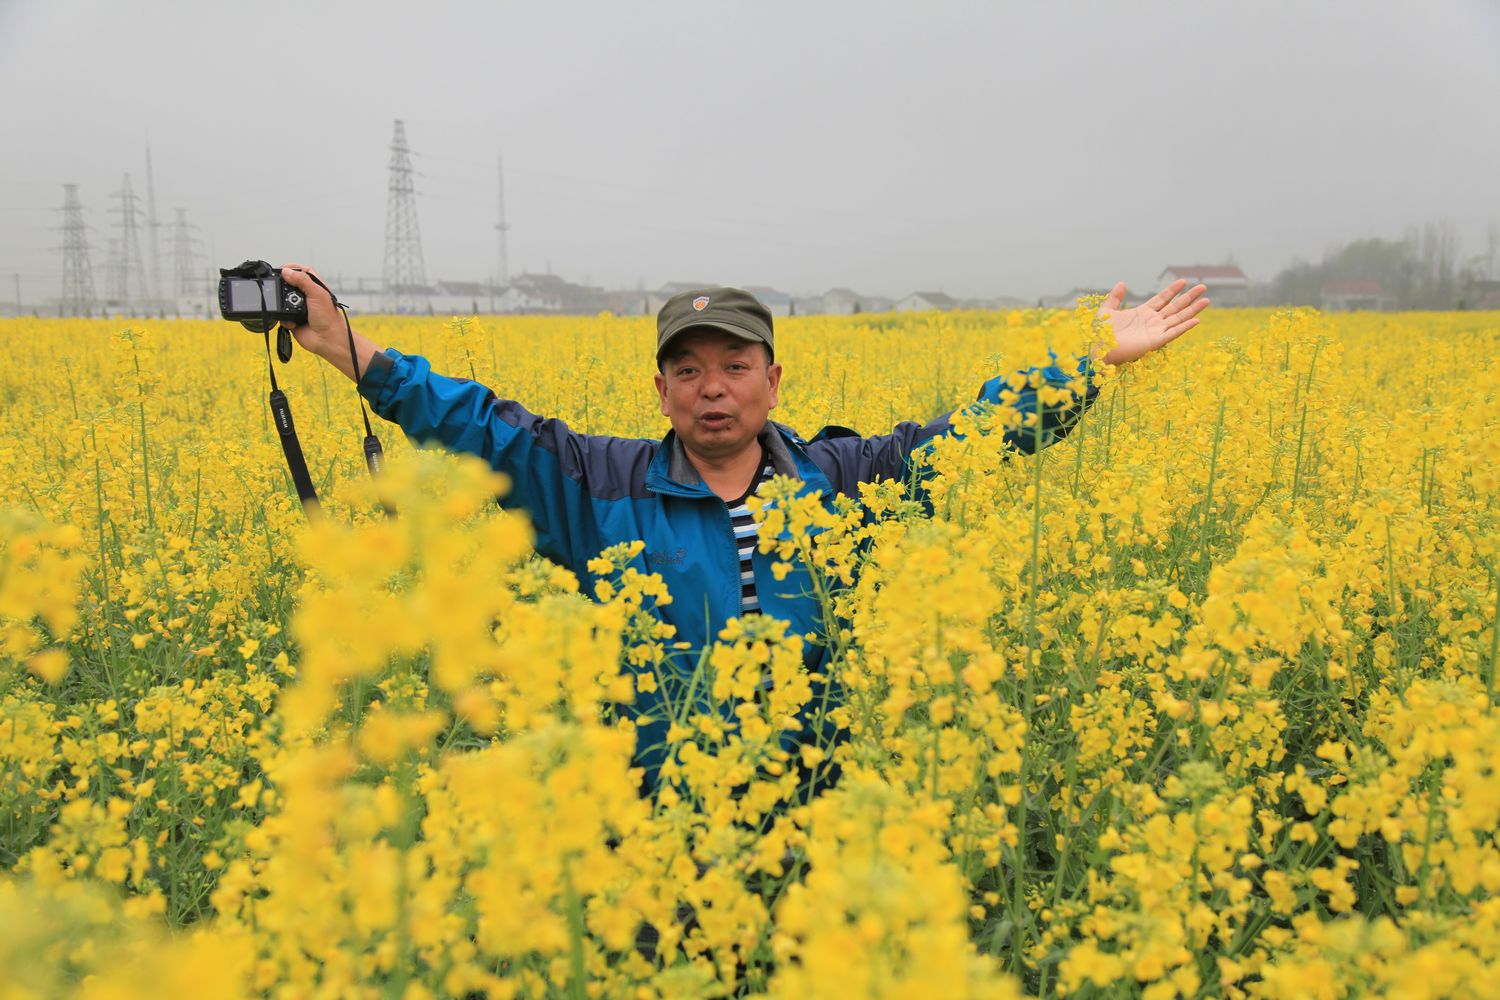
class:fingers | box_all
[278,264,311,302]
[279,263,321,294]
[1160,298,1210,344]
[1164,316,1202,343]
[1160,283,1208,319]
[279,262,320,280]
[277,264,344,358]
[1144,278,1188,311]
[1176,294,1211,326]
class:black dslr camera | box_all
[218,260,309,333]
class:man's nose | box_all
[700,371,725,397]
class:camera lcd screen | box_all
[228,277,279,313]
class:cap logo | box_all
[692,296,710,311]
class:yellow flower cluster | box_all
[1,510,85,682]
[0,304,1497,997]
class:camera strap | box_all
[262,330,321,513]
[332,298,386,481]
[256,273,387,520]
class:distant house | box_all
[603,289,652,316]
[1158,265,1251,306]
[744,286,794,318]
[558,283,608,314]
[893,291,961,312]
[497,273,566,312]
[821,287,862,315]
[817,287,900,315]
[1320,279,1393,312]
[496,273,606,314]
[430,280,499,316]
[796,293,827,315]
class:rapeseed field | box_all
[1,306,1498,997]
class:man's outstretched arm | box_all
[806,278,1212,496]
[274,264,651,575]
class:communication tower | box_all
[108,173,151,313]
[495,153,511,286]
[58,184,97,317]
[381,120,428,313]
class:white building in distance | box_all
[1158,265,1251,307]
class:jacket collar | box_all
[646,421,832,499]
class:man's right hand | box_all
[278,264,345,361]
[1095,279,1210,366]
[279,263,385,384]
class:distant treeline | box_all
[1262,221,1500,309]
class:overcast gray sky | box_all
[3,0,1498,304]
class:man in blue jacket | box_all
[280,267,1208,794]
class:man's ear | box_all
[766,362,782,410]
[654,371,669,417]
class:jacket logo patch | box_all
[692,296,710,311]
[647,547,688,568]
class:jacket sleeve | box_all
[357,348,654,573]
[804,351,1099,497]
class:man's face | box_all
[655,329,782,462]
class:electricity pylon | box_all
[108,173,151,313]
[58,184,97,317]
[382,120,428,314]
[171,207,203,300]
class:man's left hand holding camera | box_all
[279,264,385,384]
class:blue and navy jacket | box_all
[358,348,1097,793]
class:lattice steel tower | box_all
[171,208,202,299]
[108,173,151,313]
[58,184,97,317]
[382,120,428,314]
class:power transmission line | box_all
[382,120,428,314]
